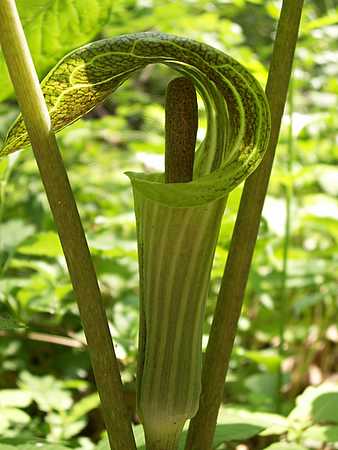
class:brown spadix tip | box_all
[165,77,198,183]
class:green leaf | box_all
[17,445,71,450]
[134,426,146,447]
[214,406,288,443]
[263,444,307,450]
[17,231,63,257]
[0,437,72,449]
[95,436,109,450]
[213,423,263,443]
[315,165,338,196]
[0,407,30,425]
[302,425,338,444]
[244,373,279,407]
[0,390,32,408]
[0,0,113,102]
[46,393,101,440]
[241,349,282,372]
[0,220,35,252]
[0,314,25,330]
[46,410,87,440]
[312,392,338,424]
[18,372,73,412]
[289,382,338,425]
[66,392,100,422]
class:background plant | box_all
[0,1,337,450]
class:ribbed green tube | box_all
[130,181,226,449]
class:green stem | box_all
[0,159,12,223]
[0,155,16,272]
[0,2,136,449]
[276,76,294,412]
[185,1,304,449]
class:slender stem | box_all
[0,155,14,271]
[0,330,86,348]
[185,1,304,449]
[0,2,136,449]
[0,155,21,274]
[0,159,11,223]
[276,77,294,412]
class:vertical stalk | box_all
[0,2,136,449]
[0,158,11,223]
[276,77,294,412]
[185,1,304,449]
[0,155,16,271]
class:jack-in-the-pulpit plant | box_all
[1,32,271,450]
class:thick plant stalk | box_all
[0,2,136,449]
[185,1,304,449]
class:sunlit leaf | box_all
[0,220,35,252]
[17,445,71,450]
[18,372,73,413]
[0,390,32,408]
[17,231,63,257]
[262,444,307,450]
[0,0,113,101]
[302,425,338,444]
[289,382,338,425]
[0,407,30,425]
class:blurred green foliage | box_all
[0,0,337,449]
